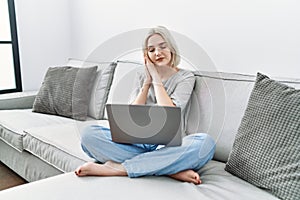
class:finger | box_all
[144,55,153,65]
[146,68,152,78]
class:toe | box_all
[75,167,83,176]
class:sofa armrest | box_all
[0,91,37,110]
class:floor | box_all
[0,161,27,191]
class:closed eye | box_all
[147,42,168,53]
[148,47,155,52]
[159,42,167,49]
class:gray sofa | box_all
[0,59,299,200]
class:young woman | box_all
[75,26,215,185]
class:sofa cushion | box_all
[104,60,143,118]
[107,61,143,104]
[23,120,109,173]
[225,72,300,200]
[0,160,279,200]
[32,66,98,121]
[67,59,117,119]
[0,109,75,151]
[186,71,300,163]
[186,71,256,162]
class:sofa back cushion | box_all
[67,59,117,119]
[106,61,143,104]
[104,61,143,118]
[186,71,300,162]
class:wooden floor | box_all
[0,161,27,191]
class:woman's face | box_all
[146,34,172,67]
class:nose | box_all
[155,48,162,55]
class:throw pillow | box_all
[88,62,117,119]
[225,72,300,200]
[67,59,117,119]
[32,66,97,121]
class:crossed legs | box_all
[75,125,215,185]
[75,161,202,184]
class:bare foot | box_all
[75,161,127,177]
[169,170,201,185]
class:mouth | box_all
[156,57,164,62]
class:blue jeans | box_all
[80,125,215,178]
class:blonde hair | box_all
[143,26,180,67]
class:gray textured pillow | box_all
[32,66,97,121]
[225,72,300,200]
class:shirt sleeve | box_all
[169,72,196,110]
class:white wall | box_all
[15,0,71,91]
[70,0,300,78]
[15,0,300,92]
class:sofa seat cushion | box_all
[23,120,109,173]
[0,160,278,200]
[0,109,75,151]
[197,161,278,200]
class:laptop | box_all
[106,104,182,147]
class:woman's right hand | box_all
[144,55,152,85]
